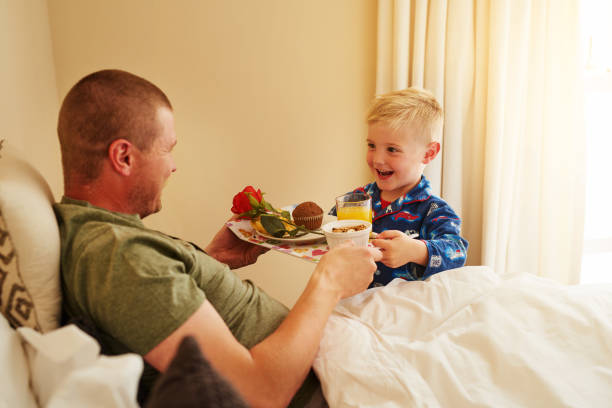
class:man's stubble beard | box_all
[128,183,162,218]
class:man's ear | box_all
[422,142,440,164]
[108,139,134,176]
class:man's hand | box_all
[313,242,382,300]
[372,230,428,268]
[205,218,269,269]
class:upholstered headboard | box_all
[0,142,61,332]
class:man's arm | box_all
[145,243,381,408]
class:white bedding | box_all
[313,266,612,408]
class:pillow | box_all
[0,144,61,332]
[0,313,38,408]
[146,335,248,408]
[0,211,41,330]
[18,324,143,408]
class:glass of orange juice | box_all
[335,192,372,223]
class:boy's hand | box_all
[372,230,428,268]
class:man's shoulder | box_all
[71,217,140,248]
[54,201,178,266]
[54,198,144,228]
[56,203,140,241]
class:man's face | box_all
[366,122,428,202]
[129,107,177,218]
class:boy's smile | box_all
[366,122,438,202]
[376,169,394,179]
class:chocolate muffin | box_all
[292,201,324,230]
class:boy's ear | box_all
[422,142,440,164]
[108,138,135,176]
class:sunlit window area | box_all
[580,0,612,284]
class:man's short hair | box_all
[366,88,443,144]
[57,69,172,184]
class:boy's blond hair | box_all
[366,88,443,143]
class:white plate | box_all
[254,229,327,245]
[253,206,335,245]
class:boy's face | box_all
[366,122,438,201]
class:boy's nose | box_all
[372,151,385,165]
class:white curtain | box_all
[376,0,585,284]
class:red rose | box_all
[231,186,264,217]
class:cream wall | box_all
[1,0,62,197]
[46,0,377,306]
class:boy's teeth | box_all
[378,170,393,176]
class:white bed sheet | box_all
[313,266,612,408]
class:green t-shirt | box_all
[53,197,318,406]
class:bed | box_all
[3,144,610,407]
[313,266,612,407]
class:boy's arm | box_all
[420,232,468,277]
[372,230,429,268]
[418,202,468,277]
[372,201,468,275]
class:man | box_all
[54,69,382,408]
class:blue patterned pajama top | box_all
[330,176,468,287]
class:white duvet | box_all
[313,266,612,408]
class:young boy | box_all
[331,88,468,287]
